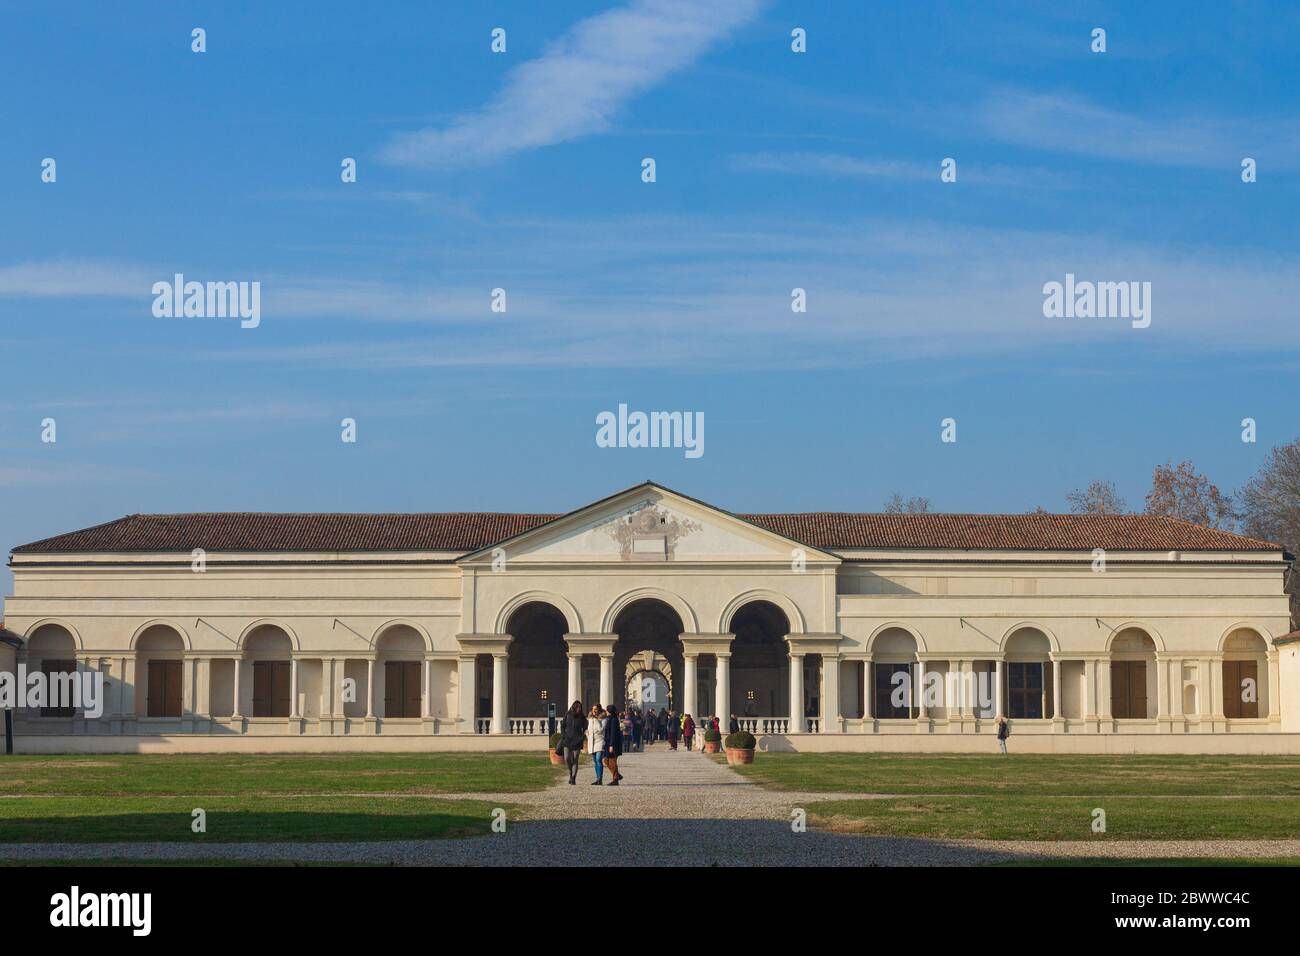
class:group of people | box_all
[555,701,739,786]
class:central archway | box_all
[506,601,568,719]
[624,651,673,711]
[613,599,684,710]
[730,600,791,720]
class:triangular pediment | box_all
[458,482,840,566]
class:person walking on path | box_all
[586,704,607,785]
[996,716,1010,754]
[559,700,588,785]
[682,713,695,752]
[603,704,624,785]
[631,709,643,752]
[665,709,679,751]
[729,713,739,734]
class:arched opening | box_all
[137,624,185,718]
[1004,627,1052,719]
[245,624,293,718]
[870,627,918,719]
[613,599,685,711]
[624,652,672,712]
[1223,628,1268,719]
[506,602,568,719]
[26,623,77,718]
[731,601,790,721]
[376,625,425,719]
[1109,628,1157,719]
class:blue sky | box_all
[1,0,1298,595]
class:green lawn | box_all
[730,752,1300,796]
[730,753,1300,843]
[0,753,557,843]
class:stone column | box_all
[821,655,840,732]
[567,654,582,708]
[683,654,698,718]
[290,657,301,719]
[1268,654,1280,718]
[1099,659,1112,720]
[1155,655,1167,723]
[789,653,804,731]
[491,653,509,734]
[1170,658,1184,719]
[599,654,614,709]
[422,658,432,719]
[915,659,928,721]
[862,660,873,721]
[1210,656,1224,718]
[365,658,376,720]
[714,653,731,727]
[182,656,196,716]
[195,658,211,718]
[1051,658,1062,721]
[457,656,477,732]
[1084,658,1097,720]
[231,657,243,720]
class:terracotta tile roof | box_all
[1276,631,1300,646]
[740,512,1281,553]
[9,510,1282,555]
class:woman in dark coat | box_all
[560,700,588,785]
[603,704,624,785]
[665,709,679,750]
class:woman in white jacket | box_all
[586,704,607,785]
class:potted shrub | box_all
[702,728,722,753]
[724,730,756,765]
[548,732,565,766]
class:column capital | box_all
[679,633,734,655]
[563,633,618,656]
[456,633,512,656]
[786,633,844,655]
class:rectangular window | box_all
[1007,662,1044,719]
[1110,660,1148,719]
[1222,660,1259,719]
[147,660,184,718]
[384,661,423,718]
[40,660,77,717]
[252,661,291,718]
[873,663,914,719]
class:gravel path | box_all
[3,746,1296,865]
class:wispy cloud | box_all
[979,90,1300,168]
[729,151,1042,186]
[378,0,765,168]
[0,260,153,297]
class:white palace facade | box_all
[3,481,1298,754]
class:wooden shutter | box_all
[1130,661,1147,718]
[404,662,422,719]
[164,660,183,717]
[148,661,167,717]
[1110,662,1127,718]
[253,662,271,717]
[1223,661,1239,719]
[1224,661,1258,718]
[272,662,291,717]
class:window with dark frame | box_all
[1006,662,1044,719]
[1222,660,1259,719]
[252,660,291,717]
[40,659,76,717]
[147,659,184,718]
[873,662,915,719]
[1110,660,1148,719]
[384,661,423,718]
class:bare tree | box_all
[1144,460,1235,530]
[1238,438,1300,629]
[1066,479,1128,515]
[884,493,931,514]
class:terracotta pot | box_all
[548,750,565,766]
[726,747,755,765]
[703,740,720,753]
